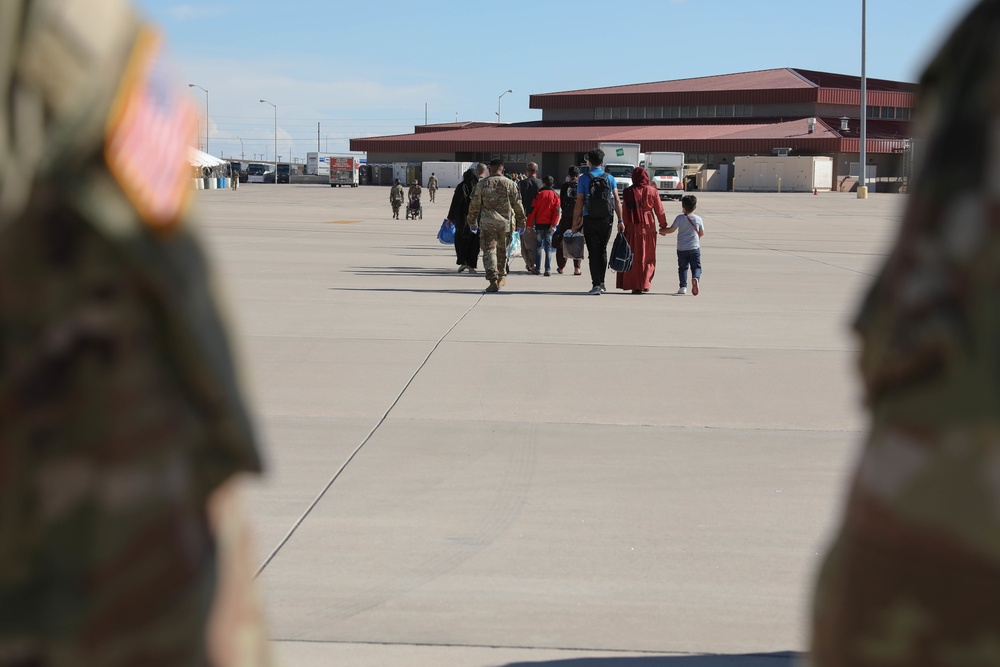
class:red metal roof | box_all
[350,118,909,155]
[414,121,500,134]
[529,68,917,110]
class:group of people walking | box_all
[396,149,705,295]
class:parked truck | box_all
[597,142,641,195]
[645,152,685,200]
[329,156,360,187]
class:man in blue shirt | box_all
[572,148,624,295]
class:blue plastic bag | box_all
[506,230,521,258]
[437,219,456,245]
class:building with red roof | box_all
[351,68,916,191]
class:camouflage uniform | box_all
[810,3,1000,665]
[0,1,269,665]
[427,175,438,202]
[408,183,422,201]
[467,174,526,289]
[389,183,404,218]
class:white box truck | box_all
[598,142,641,194]
[422,161,473,189]
[307,152,336,176]
[645,152,685,200]
[328,156,360,187]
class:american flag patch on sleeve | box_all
[105,29,197,233]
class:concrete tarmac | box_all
[193,183,903,666]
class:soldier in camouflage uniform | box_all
[0,1,271,665]
[389,178,404,219]
[467,159,526,292]
[810,3,1000,665]
[427,172,438,203]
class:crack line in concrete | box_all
[254,292,487,578]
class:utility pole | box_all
[858,0,868,199]
[317,122,320,152]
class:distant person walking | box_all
[616,167,667,293]
[427,172,438,202]
[230,163,239,189]
[390,179,405,219]
[661,194,705,295]
[526,175,561,276]
[467,159,526,293]
[573,148,623,295]
[448,163,488,273]
[555,165,582,275]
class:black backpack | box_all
[587,172,614,220]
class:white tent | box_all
[187,146,226,168]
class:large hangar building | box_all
[351,68,917,192]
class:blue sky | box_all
[135,0,975,163]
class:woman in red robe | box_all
[616,166,667,293]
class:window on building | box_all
[612,107,623,119]
[665,106,679,119]
[647,106,662,119]
[595,107,606,120]
[629,107,642,119]
[720,105,735,117]
[681,106,695,118]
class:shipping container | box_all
[733,156,833,192]
[421,161,473,188]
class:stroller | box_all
[405,195,422,220]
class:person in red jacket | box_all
[526,175,561,276]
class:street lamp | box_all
[237,137,244,160]
[260,99,277,185]
[497,89,512,123]
[858,0,868,199]
[188,84,208,153]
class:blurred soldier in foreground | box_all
[467,158,526,293]
[0,1,270,665]
[811,2,1000,664]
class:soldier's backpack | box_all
[587,172,614,220]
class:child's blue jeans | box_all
[677,249,702,287]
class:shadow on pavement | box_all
[498,652,798,667]
[329,287,603,297]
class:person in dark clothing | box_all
[448,163,488,273]
[555,165,583,275]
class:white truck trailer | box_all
[598,142,641,194]
[645,152,685,200]
[421,161,473,189]
[307,152,336,176]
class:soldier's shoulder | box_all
[3,1,197,239]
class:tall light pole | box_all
[858,0,868,199]
[497,89,512,123]
[237,137,244,160]
[260,99,277,185]
[188,84,208,153]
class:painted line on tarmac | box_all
[254,292,487,578]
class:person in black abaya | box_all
[448,163,488,273]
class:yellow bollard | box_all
[857,185,869,199]
[777,177,782,193]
